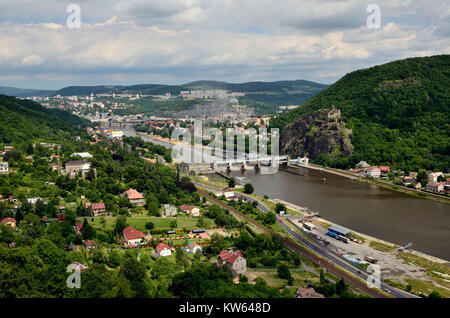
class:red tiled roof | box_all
[57,213,65,221]
[75,222,83,231]
[124,189,143,200]
[156,242,170,252]
[91,203,105,210]
[218,250,242,264]
[180,205,195,211]
[1,217,16,224]
[379,166,390,171]
[123,226,145,241]
[83,240,95,246]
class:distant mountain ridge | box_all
[0,86,54,98]
[50,79,327,96]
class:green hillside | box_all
[0,94,89,144]
[273,55,450,172]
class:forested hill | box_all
[0,94,89,144]
[272,55,450,172]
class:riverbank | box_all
[294,163,450,205]
[197,180,450,297]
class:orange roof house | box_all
[123,189,146,207]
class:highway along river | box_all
[119,126,450,260]
[231,167,450,261]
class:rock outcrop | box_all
[280,106,353,159]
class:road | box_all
[193,181,416,298]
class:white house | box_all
[163,204,178,217]
[156,242,172,256]
[0,162,8,175]
[223,188,235,199]
[186,242,202,254]
[123,226,146,246]
[428,172,443,183]
[27,197,42,205]
[180,205,200,217]
[365,166,381,178]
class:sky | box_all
[0,0,448,89]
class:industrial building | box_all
[327,225,352,237]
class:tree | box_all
[416,169,428,187]
[170,220,178,229]
[120,257,147,282]
[277,264,292,281]
[82,223,96,240]
[145,222,155,230]
[428,290,442,298]
[227,177,236,188]
[275,202,286,214]
[263,212,276,225]
[244,183,254,194]
[196,216,205,227]
[114,215,128,234]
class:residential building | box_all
[223,188,235,199]
[123,189,146,207]
[163,204,178,217]
[156,242,172,256]
[428,172,443,183]
[217,249,247,280]
[0,217,16,228]
[0,162,8,175]
[427,182,444,193]
[85,202,107,216]
[26,197,42,205]
[185,242,202,254]
[180,205,200,217]
[65,160,92,178]
[379,166,390,176]
[355,161,370,169]
[365,166,381,178]
[74,222,83,235]
[123,226,146,246]
[83,240,96,249]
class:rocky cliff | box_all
[280,106,353,159]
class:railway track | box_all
[197,188,389,298]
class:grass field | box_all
[247,268,319,296]
[78,216,217,231]
[369,240,397,253]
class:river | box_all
[118,125,450,260]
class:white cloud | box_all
[0,0,448,88]
[21,54,45,66]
